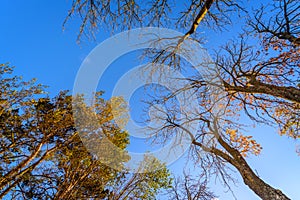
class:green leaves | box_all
[0,64,172,199]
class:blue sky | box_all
[1,1,299,199]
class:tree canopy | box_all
[0,64,172,199]
[64,0,299,199]
[1,0,299,199]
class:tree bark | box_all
[235,157,290,200]
[191,125,291,200]
[214,135,291,200]
[223,80,300,104]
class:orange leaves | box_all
[274,106,289,118]
[226,129,262,157]
[109,96,129,129]
[226,129,237,141]
[272,103,300,138]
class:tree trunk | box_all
[217,136,291,200]
[235,155,290,200]
[193,131,291,200]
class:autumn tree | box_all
[0,63,172,199]
[65,0,299,200]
